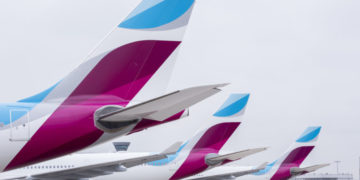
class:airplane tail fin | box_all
[178,93,249,152]
[254,126,322,177]
[267,126,321,179]
[176,93,249,152]
[213,94,250,118]
[19,0,196,106]
[169,122,240,179]
[277,126,321,166]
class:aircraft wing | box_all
[96,84,227,122]
[290,163,330,176]
[188,162,268,180]
[5,142,182,180]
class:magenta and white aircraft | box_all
[0,94,267,180]
[0,0,225,172]
[187,126,329,180]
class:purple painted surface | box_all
[170,122,241,180]
[270,146,315,180]
[6,40,181,170]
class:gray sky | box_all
[0,0,360,178]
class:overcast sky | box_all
[0,0,359,178]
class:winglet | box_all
[162,141,183,155]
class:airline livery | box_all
[96,94,266,180]
[0,0,331,179]
[0,94,266,180]
[187,126,329,180]
[0,122,264,180]
[0,94,265,179]
[0,0,225,172]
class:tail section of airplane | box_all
[254,126,322,180]
[164,94,251,179]
[270,126,321,180]
[147,122,240,167]
[276,126,321,167]
[146,93,251,171]
[169,122,241,180]
[4,0,197,171]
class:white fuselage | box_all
[0,152,152,180]
[93,162,182,180]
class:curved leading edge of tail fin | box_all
[269,126,322,180]
[254,126,321,177]
[169,122,241,180]
[213,94,250,118]
[19,0,196,107]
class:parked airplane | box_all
[0,94,265,180]
[0,0,224,172]
[187,126,329,180]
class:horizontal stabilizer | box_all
[97,84,227,122]
[291,163,330,175]
[206,147,267,166]
[189,162,269,180]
